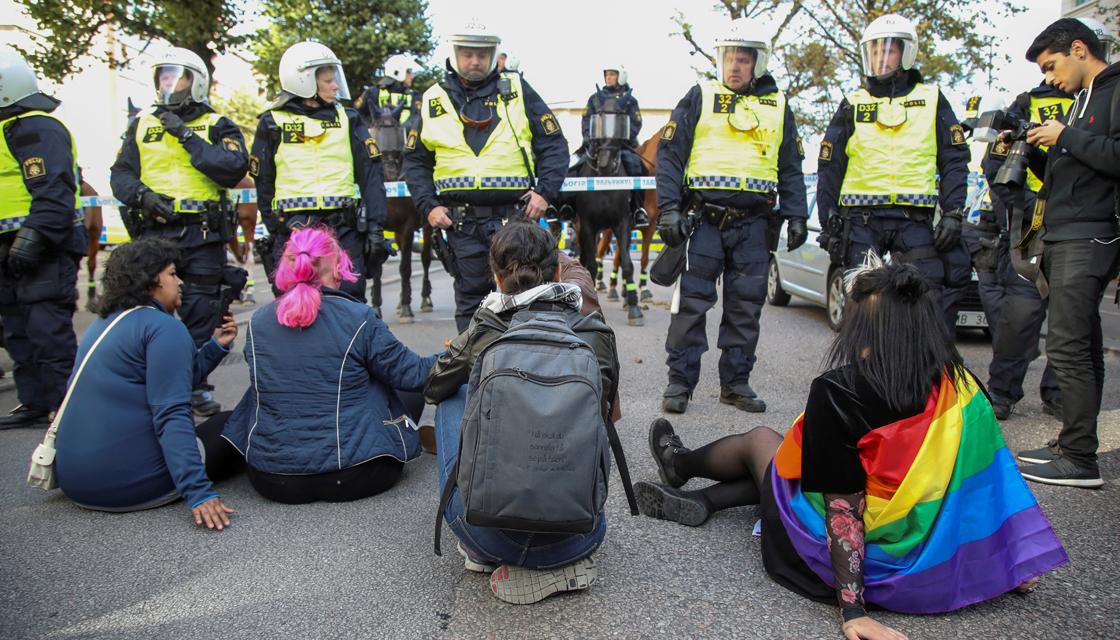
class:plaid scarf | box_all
[480,282,583,315]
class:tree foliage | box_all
[251,0,438,98]
[13,0,245,84]
[210,89,267,147]
[673,0,1024,134]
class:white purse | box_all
[27,307,145,490]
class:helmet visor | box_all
[453,45,497,82]
[154,65,193,105]
[717,46,759,89]
[861,38,905,79]
[313,64,350,102]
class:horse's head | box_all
[370,111,406,181]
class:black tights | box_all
[672,427,784,513]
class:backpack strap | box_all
[433,459,459,556]
[605,416,638,516]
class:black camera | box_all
[973,109,1039,188]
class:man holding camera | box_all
[1012,19,1120,489]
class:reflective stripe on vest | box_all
[839,83,939,208]
[420,72,534,193]
[0,110,83,234]
[684,80,784,193]
[379,88,411,124]
[1026,94,1074,193]
[271,104,357,212]
[135,110,223,212]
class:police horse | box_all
[368,108,435,322]
[570,113,644,326]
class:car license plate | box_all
[956,310,988,327]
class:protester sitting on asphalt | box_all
[54,238,240,530]
[634,258,1068,639]
[222,227,435,504]
[424,221,622,605]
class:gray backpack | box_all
[434,310,637,555]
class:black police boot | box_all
[720,385,766,413]
[191,388,221,418]
[0,404,51,430]
[633,207,650,229]
[662,383,691,414]
[991,399,1013,421]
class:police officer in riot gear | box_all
[0,47,88,430]
[110,47,248,417]
[403,21,569,332]
[360,54,422,127]
[816,14,971,333]
[656,19,808,414]
[978,83,1072,420]
[580,63,649,228]
[252,41,390,304]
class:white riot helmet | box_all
[447,19,501,81]
[602,63,628,86]
[859,14,919,79]
[500,51,520,72]
[0,46,39,108]
[384,54,419,82]
[279,41,351,101]
[151,47,209,106]
[1078,16,1117,63]
[714,18,771,84]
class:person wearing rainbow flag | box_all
[634,257,1067,640]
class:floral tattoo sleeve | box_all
[824,491,868,622]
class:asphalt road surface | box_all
[1,253,1118,639]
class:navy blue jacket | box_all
[223,289,438,475]
[250,99,387,233]
[1,95,88,255]
[816,69,970,227]
[656,74,807,219]
[581,84,642,148]
[54,302,229,509]
[402,67,569,215]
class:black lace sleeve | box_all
[824,491,868,622]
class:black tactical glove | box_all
[364,228,394,274]
[657,207,687,248]
[785,217,808,252]
[140,188,179,225]
[6,226,47,277]
[158,111,193,141]
[933,208,964,252]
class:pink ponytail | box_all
[274,227,358,328]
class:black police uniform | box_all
[979,83,1066,415]
[656,73,807,404]
[403,66,569,332]
[0,94,88,427]
[817,69,971,333]
[111,101,248,348]
[250,99,389,303]
[581,84,644,175]
[359,80,421,127]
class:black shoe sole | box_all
[634,482,708,527]
[648,419,685,489]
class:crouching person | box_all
[222,227,436,503]
[424,222,634,605]
[54,238,240,530]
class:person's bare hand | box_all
[1026,119,1065,147]
[523,191,549,220]
[428,206,452,229]
[191,497,235,531]
[213,313,237,349]
[841,616,908,640]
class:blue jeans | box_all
[435,386,606,569]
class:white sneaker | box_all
[489,556,598,604]
[457,542,497,573]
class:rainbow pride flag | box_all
[771,371,1068,613]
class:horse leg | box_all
[577,216,599,288]
[639,226,653,301]
[595,228,610,293]
[398,233,415,323]
[420,225,434,312]
[616,216,643,326]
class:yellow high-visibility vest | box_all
[380,88,412,124]
[839,83,940,208]
[419,72,534,193]
[135,109,223,213]
[684,80,784,193]
[1026,94,1073,193]
[271,103,357,211]
[0,110,82,234]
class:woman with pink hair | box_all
[222,227,437,503]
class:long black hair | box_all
[824,256,966,411]
[93,238,180,318]
[488,221,559,294]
